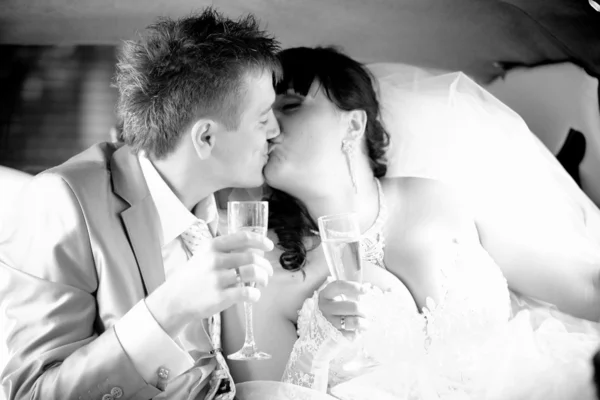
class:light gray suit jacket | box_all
[0,143,215,399]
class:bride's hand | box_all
[318,280,370,336]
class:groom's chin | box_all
[231,170,264,190]
[246,173,265,188]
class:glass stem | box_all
[242,302,256,348]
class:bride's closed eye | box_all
[280,103,300,112]
[276,93,304,113]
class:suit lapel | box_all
[111,146,165,295]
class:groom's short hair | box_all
[114,7,281,158]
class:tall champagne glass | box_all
[227,201,271,361]
[318,213,363,283]
[318,212,373,370]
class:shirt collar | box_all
[138,153,218,247]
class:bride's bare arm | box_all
[388,176,600,321]
[401,176,600,321]
[477,208,600,321]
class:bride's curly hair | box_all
[268,46,390,273]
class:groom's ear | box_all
[190,119,216,160]
[346,109,367,140]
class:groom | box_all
[0,8,280,400]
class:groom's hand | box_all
[146,231,274,338]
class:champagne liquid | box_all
[321,238,363,282]
[232,226,267,288]
[235,226,267,236]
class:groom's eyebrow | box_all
[259,99,276,116]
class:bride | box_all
[221,46,600,399]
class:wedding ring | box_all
[234,268,242,285]
[340,315,346,331]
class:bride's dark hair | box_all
[268,46,390,273]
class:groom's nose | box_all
[266,110,280,140]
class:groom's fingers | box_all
[219,263,270,288]
[215,251,274,277]
[212,231,274,253]
[222,285,262,305]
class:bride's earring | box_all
[342,138,358,193]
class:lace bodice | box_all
[293,239,512,392]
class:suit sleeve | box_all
[0,172,161,400]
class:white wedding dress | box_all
[237,235,600,400]
[234,65,600,400]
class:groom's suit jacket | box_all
[0,143,215,400]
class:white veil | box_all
[370,63,600,247]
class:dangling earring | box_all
[342,138,358,193]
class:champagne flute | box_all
[227,201,271,361]
[318,213,373,371]
[318,213,363,283]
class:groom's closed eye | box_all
[258,97,276,124]
[258,108,276,126]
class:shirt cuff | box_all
[114,299,195,387]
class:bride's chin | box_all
[263,174,287,193]
[264,159,297,192]
[263,160,279,183]
[262,171,278,189]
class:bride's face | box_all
[264,80,349,194]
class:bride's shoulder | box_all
[382,176,466,207]
[381,176,456,196]
[381,176,473,231]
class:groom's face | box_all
[211,70,279,188]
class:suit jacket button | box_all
[110,387,123,398]
[101,395,114,400]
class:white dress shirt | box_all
[114,154,219,394]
